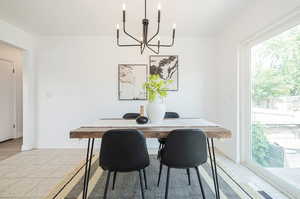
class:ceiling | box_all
[0,0,251,37]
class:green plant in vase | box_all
[143,74,173,123]
[144,74,173,102]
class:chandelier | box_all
[116,0,176,54]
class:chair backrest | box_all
[123,113,140,119]
[100,129,150,172]
[162,129,207,168]
[164,112,180,119]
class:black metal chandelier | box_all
[116,0,176,54]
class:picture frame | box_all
[149,55,179,91]
[118,64,148,100]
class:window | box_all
[250,25,300,193]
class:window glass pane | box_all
[251,25,300,190]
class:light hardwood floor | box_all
[0,149,86,198]
[0,138,22,161]
[0,148,290,199]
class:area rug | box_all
[49,156,261,199]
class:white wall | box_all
[215,0,300,161]
[35,36,217,148]
[0,42,23,138]
[0,20,36,150]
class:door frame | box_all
[239,8,300,199]
[0,58,17,140]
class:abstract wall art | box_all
[149,55,178,91]
[118,64,147,100]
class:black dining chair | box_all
[157,112,180,157]
[123,113,140,119]
[100,129,150,199]
[157,129,207,199]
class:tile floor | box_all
[0,147,292,199]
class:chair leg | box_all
[195,167,206,199]
[112,171,117,190]
[186,168,191,185]
[157,143,162,159]
[157,161,163,187]
[165,167,171,199]
[143,169,148,189]
[139,170,145,199]
[103,171,111,199]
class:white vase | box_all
[146,99,166,123]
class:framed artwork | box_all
[149,55,179,91]
[118,64,147,100]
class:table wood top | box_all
[70,118,232,139]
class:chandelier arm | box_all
[148,35,174,47]
[159,44,173,47]
[123,22,142,44]
[147,22,160,44]
[117,37,141,46]
[146,44,159,54]
[118,44,142,47]
[149,43,173,47]
[158,40,160,54]
[148,43,172,47]
[159,37,174,47]
[140,43,146,54]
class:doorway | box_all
[0,59,15,141]
[0,41,24,159]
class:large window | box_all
[251,25,300,192]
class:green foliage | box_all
[253,25,300,106]
[252,69,290,107]
[252,124,271,166]
[143,74,173,102]
[252,123,284,167]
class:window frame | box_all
[239,10,300,199]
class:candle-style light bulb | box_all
[157,36,160,41]
[158,3,161,10]
[122,4,126,22]
[116,24,120,30]
[172,23,176,29]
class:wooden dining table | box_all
[70,118,231,199]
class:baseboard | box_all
[21,144,33,151]
[15,132,23,139]
[0,136,14,143]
